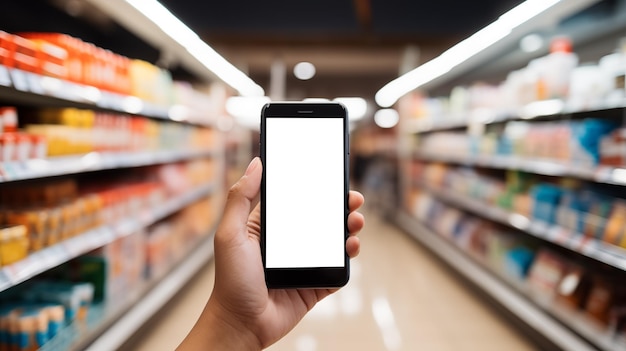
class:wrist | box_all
[178,297,263,351]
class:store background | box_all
[1,0,626,350]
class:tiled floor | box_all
[126,210,537,351]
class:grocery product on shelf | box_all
[0,158,218,264]
[397,14,626,351]
[0,225,29,266]
[0,280,94,351]
[0,3,226,348]
[409,160,626,251]
[0,192,217,350]
[1,30,221,128]
[417,117,621,168]
[0,107,48,163]
[403,36,626,133]
[0,106,218,161]
[405,187,626,340]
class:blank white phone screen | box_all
[265,117,345,268]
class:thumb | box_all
[216,157,262,242]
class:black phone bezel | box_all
[260,102,350,289]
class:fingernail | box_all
[245,157,259,175]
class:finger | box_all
[349,191,364,212]
[347,211,364,236]
[346,236,360,258]
[216,158,262,242]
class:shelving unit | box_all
[0,2,237,348]
[396,211,608,351]
[0,182,217,293]
[392,2,626,350]
[37,230,216,351]
[407,98,626,134]
[0,64,175,124]
[0,149,217,183]
[417,183,626,271]
[414,152,626,186]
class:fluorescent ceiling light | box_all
[294,62,316,80]
[375,0,562,108]
[333,97,367,121]
[124,0,264,97]
[374,109,399,128]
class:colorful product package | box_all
[504,247,536,280]
[527,249,569,301]
[584,276,626,325]
[603,200,626,247]
[530,184,564,224]
[12,307,49,351]
[555,265,590,310]
[570,119,619,166]
[583,195,613,240]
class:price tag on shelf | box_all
[139,208,154,226]
[26,72,44,95]
[64,235,89,257]
[529,221,549,238]
[3,255,39,283]
[580,239,599,256]
[82,230,106,251]
[95,92,114,109]
[546,226,561,242]
[3,162,30,181]
[9,69,29,92]
[38,245,69,268]
[0,270,11,291]
[115,218,139,238]
[98,226,116,244]
[568,233,584,250]
[594,166,615,184]
[0,65,11,86]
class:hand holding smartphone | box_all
[261,102,350,288]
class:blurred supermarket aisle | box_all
[124,209,536,351]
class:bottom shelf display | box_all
[396,206,626,351]
[0,195,219,351]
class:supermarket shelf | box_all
[0,182,217,293]
[407,98,626,134]
[414,153,626,186]
[0,65,212,126]
[395,211,599,351]
[419,184,626,272]
[83,232,215,351]
[0,149,216,183]
[38,230,216,351]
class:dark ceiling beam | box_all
[200,32,461,49]
[353,0,373,31]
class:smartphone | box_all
[260,102,350,289]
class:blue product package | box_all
[557,190,593,233]
[531,184,563,224]
[571,119,619,166]
[505,247,536,279]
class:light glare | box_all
[225,96,271,129]
[333,97,367,121]
[124,0,263,96]
[294,62,316,80]
[374,109,399,128]
[520,33,544,52]
[375,0,563,107]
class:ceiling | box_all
[0,0,529,103]
[156,0,525,101]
